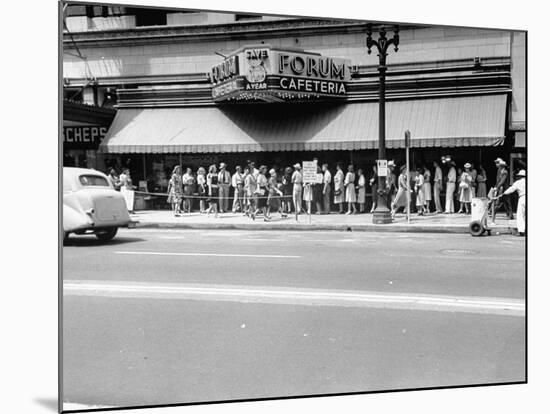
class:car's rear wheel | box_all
[95,227,118,242]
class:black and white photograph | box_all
[59,0,527,411]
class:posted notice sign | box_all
[377,159,388,177]
[302,161,318,183]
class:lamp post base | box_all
[372,208,392,224]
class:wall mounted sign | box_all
[63,126,108,150]
[210,44,351,102]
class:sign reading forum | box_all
[211,44,351,102]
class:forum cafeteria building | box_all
[62,8,526,189]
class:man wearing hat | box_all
[444,160,457,213]
[493,158,514,221]
[218,162,231,213]
[499,169,526,236]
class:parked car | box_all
[63,167,131,242]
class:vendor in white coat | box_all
[500,169,526,236]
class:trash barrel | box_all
[470,197,489,236]
[471,197,488,222]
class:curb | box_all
[132,221,513,234]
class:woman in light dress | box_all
[196,167,207,213]
[391,165,409,218]
[458,163,474,214]
[414,167,426,216]
[356,168,366,213]
[423,166,432,213]
[334,163,345,214]
[344,164,357,214]
[205,164,219,218]
[166,165,183,216]
[303,177,313,215]
[119,168,135,213]
[244,165,257,218]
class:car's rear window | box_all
[79,175,110,187]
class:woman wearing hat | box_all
[196,166,207,213]
[391,165,409,218]
[267,168,287,220]
[291,163,303,215]
[414,166,426,216]
[344,164,357,214]
[255,165,269,221]
[458,163,474,214]
[500,169,526,236]
[167,165,183,217]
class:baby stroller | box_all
[469,188,498,237]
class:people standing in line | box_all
[231,165,244,213]
[313,165,324,215]
[344,164,357,214]
[334,163,345,214]
[476,166,487,198]
[356,168,366,213]
[369,165,378,213]
[423,166,432,213]
[119,168,135,213]
[493,158,514,221]
[255,165,269,221]
[107,168,120,190]
[166,165,183,217]
[458,163,474,214]
[386,161,397,209]
[444,161,457,214]
[391,165,408,218]
[267,168,287,219]
[244,165,257,218]
[322,164,332,214]
[291,163,303,215]
[217,163,231,213]
[499,169,526,236]
[281,166,293,214]
[414,167,426,216]
[196,166,207,214]
[432,160,443,213]
[206,164,219,218]
[182,167,195,213]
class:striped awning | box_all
[100,94,507,153]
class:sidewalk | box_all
[129,209,517,234]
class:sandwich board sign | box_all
[302,161,318,183]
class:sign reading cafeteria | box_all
[211,44,351,102]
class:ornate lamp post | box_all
[366,24,399,224]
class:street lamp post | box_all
[366,24,399,224]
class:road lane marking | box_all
[115,251,301,259]
[64,280,525,317]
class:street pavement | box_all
[62,229,526,410]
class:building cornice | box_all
[63,19,418,48]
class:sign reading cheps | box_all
[63,126,107,149]
[211,45,351,102]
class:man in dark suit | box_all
[492,158,514,221]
